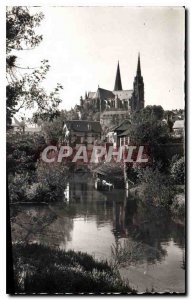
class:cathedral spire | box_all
[114,61,123,91]
[137,53,141,76]
[131,53,144,112]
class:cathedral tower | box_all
[131,54,144,111]
[114,61,123,91]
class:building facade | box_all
[63,120,102,150]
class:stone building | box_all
[79,54,145,128]
[63,120,102,149]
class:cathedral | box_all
[79,54,145,128]
[80,54,144,112]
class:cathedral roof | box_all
[88,92,96,99]
[113,90,133,101]
[96,88,115,100]
[87,88,133,102]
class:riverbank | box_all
[129,183,185,221]
[12,243,135,294]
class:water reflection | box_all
[11,206,74,247]
[11,172,185,292]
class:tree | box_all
[6,7,63,125]
[33,109,80,145]
[40,116,64,145]
[140,105,164,121]
[128,105,169,145]
[127,106,170,165]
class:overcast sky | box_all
[17,6,185,115]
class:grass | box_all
[12,243,135,294]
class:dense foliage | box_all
[7,132,46,174]
[136,165,175,208]
[128,105,168,143]
[7,132,69,203]
[170,156,185,185]
[8,161,69,203]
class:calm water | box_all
[11,172,185,293]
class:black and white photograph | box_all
[5,5,186,295]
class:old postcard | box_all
[6,6,185,295]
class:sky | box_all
[16,6,185,116]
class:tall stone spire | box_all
[137,52,141,76]
[131,53,144,112]
[114,61,123,91]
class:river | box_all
[11,171,185,293]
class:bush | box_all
[25,182,51,202]
[13,244,134,294]
[36,161,69,202]
[8,161,69,203]
[136,166,175,208]
[170,156,185,184]
[8,172,30,203]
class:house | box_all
[24,125,41,134]
[63,120,102,149]
[173,120,184,138]
[8,117,41,134]
[9,117,24,132]
[118,129,130,147]
[106,119,131,147]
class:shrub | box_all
[136,166,175,208]
[36,162,69,202]
[170,156,185,184]
[7,133,46,157]
[8,161,69,203]
[25,182,50,202]
[8,172,30,203]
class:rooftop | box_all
[64,120,102,133]
[113,119,131,132]
[173,120,184,129]
[113,90,133,101]
[88,88,133,101]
